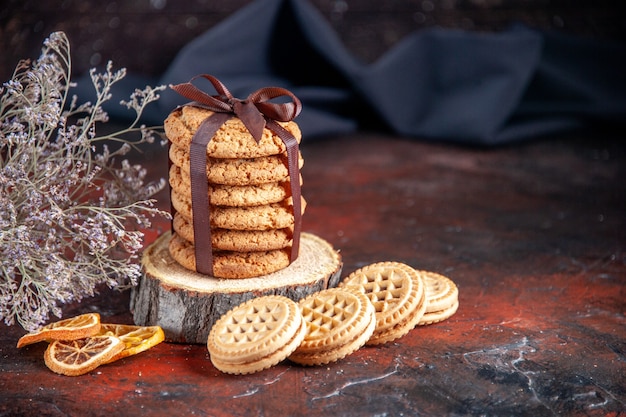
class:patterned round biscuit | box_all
[169,164,296,207]
[291,288,375,359]
[169,233,291,278]
[418,299,459,326]
[288,310,375,366]
[295,288,371,352]
[340,262,425,338]
[171,189,306,231]
[172,212,293,251]
[165,105,302,159]
[364,282,426,345]
[208,295,306,374]
[169,143,304,186]
[210,318,306,374]
[208,295,301,361]
[418,270,459,313]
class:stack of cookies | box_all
[164,105,305,279]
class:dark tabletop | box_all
[1,131,624,417]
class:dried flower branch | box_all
[0,32,169,331]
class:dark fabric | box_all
[77,0,626,145]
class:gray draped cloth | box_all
[77,0,626,145]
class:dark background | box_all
[1,0,624,83]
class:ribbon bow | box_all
[169,75,303,277]
[170,74,301,142]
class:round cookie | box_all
[172,212,293,251]
[169,143,304,186]
[340,261,426,345]
[417,270,459,325]
[419,270,459,313]
[165,105,302,159]
[171,189,306,231]
[419,300,459,326]
[168,232,292,279]
[289,288,376,366]
[169,164,295,207]
[207,295,306,374]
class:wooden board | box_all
[130,231,343,343]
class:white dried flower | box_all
[0,32,169,331]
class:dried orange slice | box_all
[98,323,165,362]
[17,313,101,348]
[43,335,125,376]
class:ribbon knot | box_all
[170,74,301,143]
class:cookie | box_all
[172,212,293,251]
[168,232,291,278]
[207,295,306,374]
[169,143,304,186]
[340,262,426,345]
[419,271,459,313]
[170,189,306,231]
[419,300,459,325]
[165,105,302,159]
[417,271,459,325]
[169,164,297,207]
[289,288,376,366]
